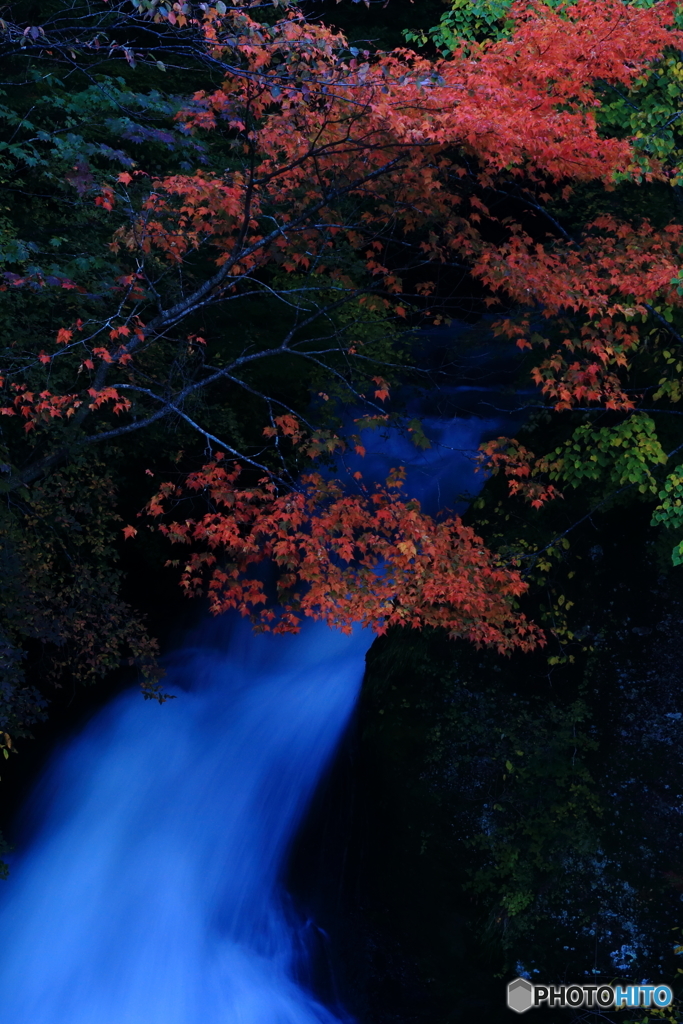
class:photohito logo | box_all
[507,977,673,1013]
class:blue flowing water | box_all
[0,409,513,1023]
[0,624,367,1024]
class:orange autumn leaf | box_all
[147,461,544,654]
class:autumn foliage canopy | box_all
[4,0,683,661]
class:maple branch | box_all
[85,391,294,487]
[290,350,392,417]
[121,155,405,356]
[494,184,578,246]
[115,374,319,443]
[1,276,390,493]
[2,308,395,494]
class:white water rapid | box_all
[0,379,517,1022]
[0,623,367,1024]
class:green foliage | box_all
[652,464,683,564]
[597,52,683,183]
[473,405,683,665]
[404,0,516,50]
[653,345,683,401]
[0,67,201,292]
[653,464,683,530]
[554,414,668,495]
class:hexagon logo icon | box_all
[507,977,534,1013]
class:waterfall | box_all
[0,392,514,1023]
[0,623,367,1023]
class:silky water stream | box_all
[0,403,515,1023]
